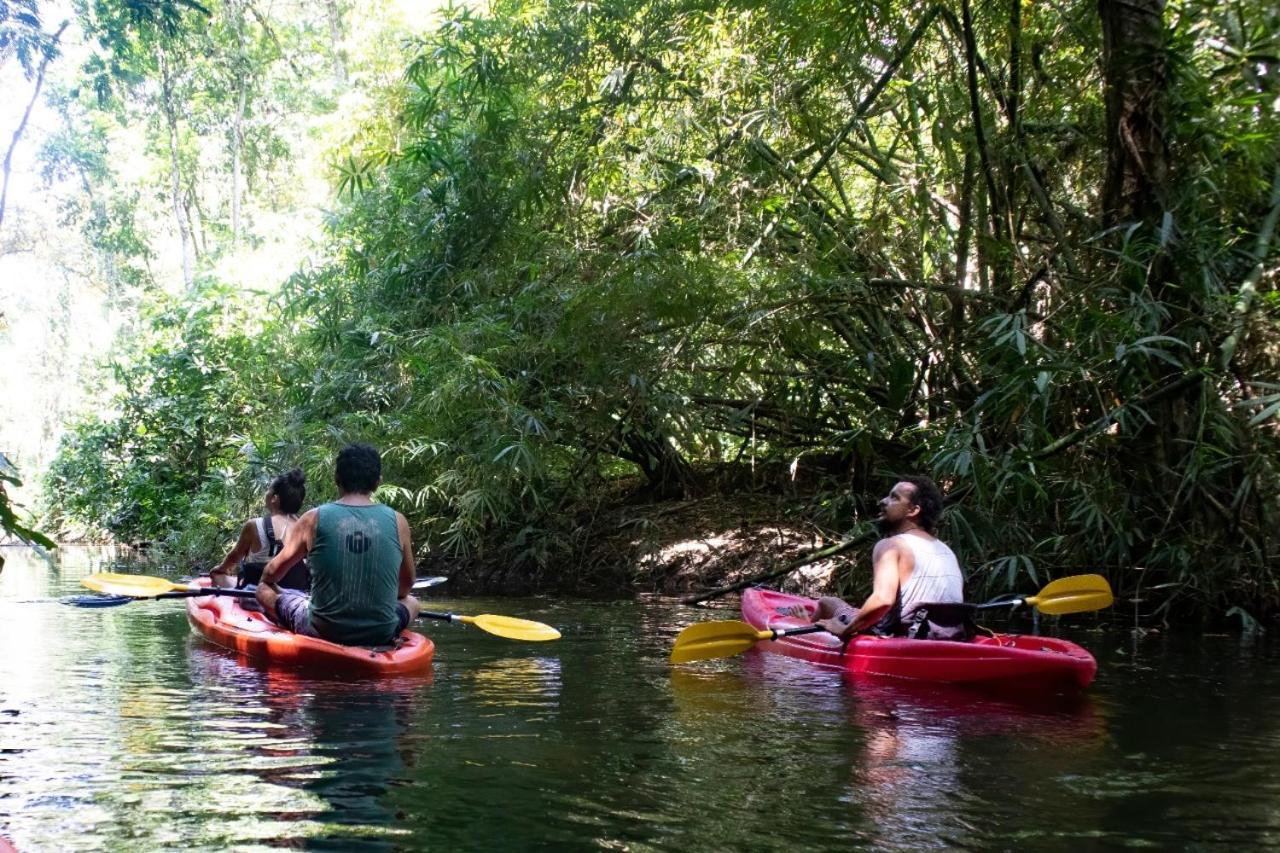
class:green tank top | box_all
[308,502,402,645]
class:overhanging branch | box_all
[1033,371,1205,459]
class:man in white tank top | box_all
[808,476,964,638]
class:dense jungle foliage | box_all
[19,0,1280,622]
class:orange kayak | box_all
[185,579,434,676]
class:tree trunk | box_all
[230,0,248,245]
[231,83,246,244]
[1099,0,1169,229]
[616,411,696,500]
[187,186,206,258]
[958,0,1010,295]
[1004,0,1022,236]
[0,22,68,233]
[158,46,195,288]
[323,0,348,86]
[1097,0,1198,538]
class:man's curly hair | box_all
[900,475,945,533]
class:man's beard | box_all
[875,515,899,536]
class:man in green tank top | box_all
[256,444,421,645]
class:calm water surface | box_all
[1,546,1278,851]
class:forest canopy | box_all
[21,0,1280,622]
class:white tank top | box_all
[246,515,294,562]
[895,534,964,609]
[245,517,272,562]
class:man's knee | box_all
[256,585,281,621]
[814,596,848,620]
[813,596,859,638]
[269,589,315,634]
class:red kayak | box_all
[741,588,1096,693]
[186,580,434,676]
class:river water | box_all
[1,546,1277,851]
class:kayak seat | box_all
[898,602,978,642]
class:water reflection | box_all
[467,656,563,710]
[668,650,1110,850]
[183,643,432,849]
[841,682,1065,848]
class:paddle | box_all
[59,593,151,608]
[72,572,558,641]
[418,610,562,642]
[972,573,1113,616]
[69,573,449,606]
[81,573,256,599]
[670,574,1114,664]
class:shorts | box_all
[272,590,411,644]
[273,590,320,637]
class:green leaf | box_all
[1247,400,1280,427]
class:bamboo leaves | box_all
[37,0,1280,616]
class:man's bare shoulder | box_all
[872,535,917,576]
[872,535,905,558]
[393,510,413,548]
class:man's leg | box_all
[257,582,282,621]
[394,594,420,635]
[261,588,319,636]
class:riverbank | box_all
[423,485,867,600]
[41,477,1278,631]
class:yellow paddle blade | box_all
[670,620,771,664]
[460,614,562,641]
[81,573,187,597]
[1025,573,1114,615]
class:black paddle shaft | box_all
[772,624,830,639]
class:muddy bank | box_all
[428,490,876,600]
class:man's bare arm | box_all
[395,511,414,598]
[847,539,906,633]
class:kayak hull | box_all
[741,588,1096,693]
[186,580,434,676]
